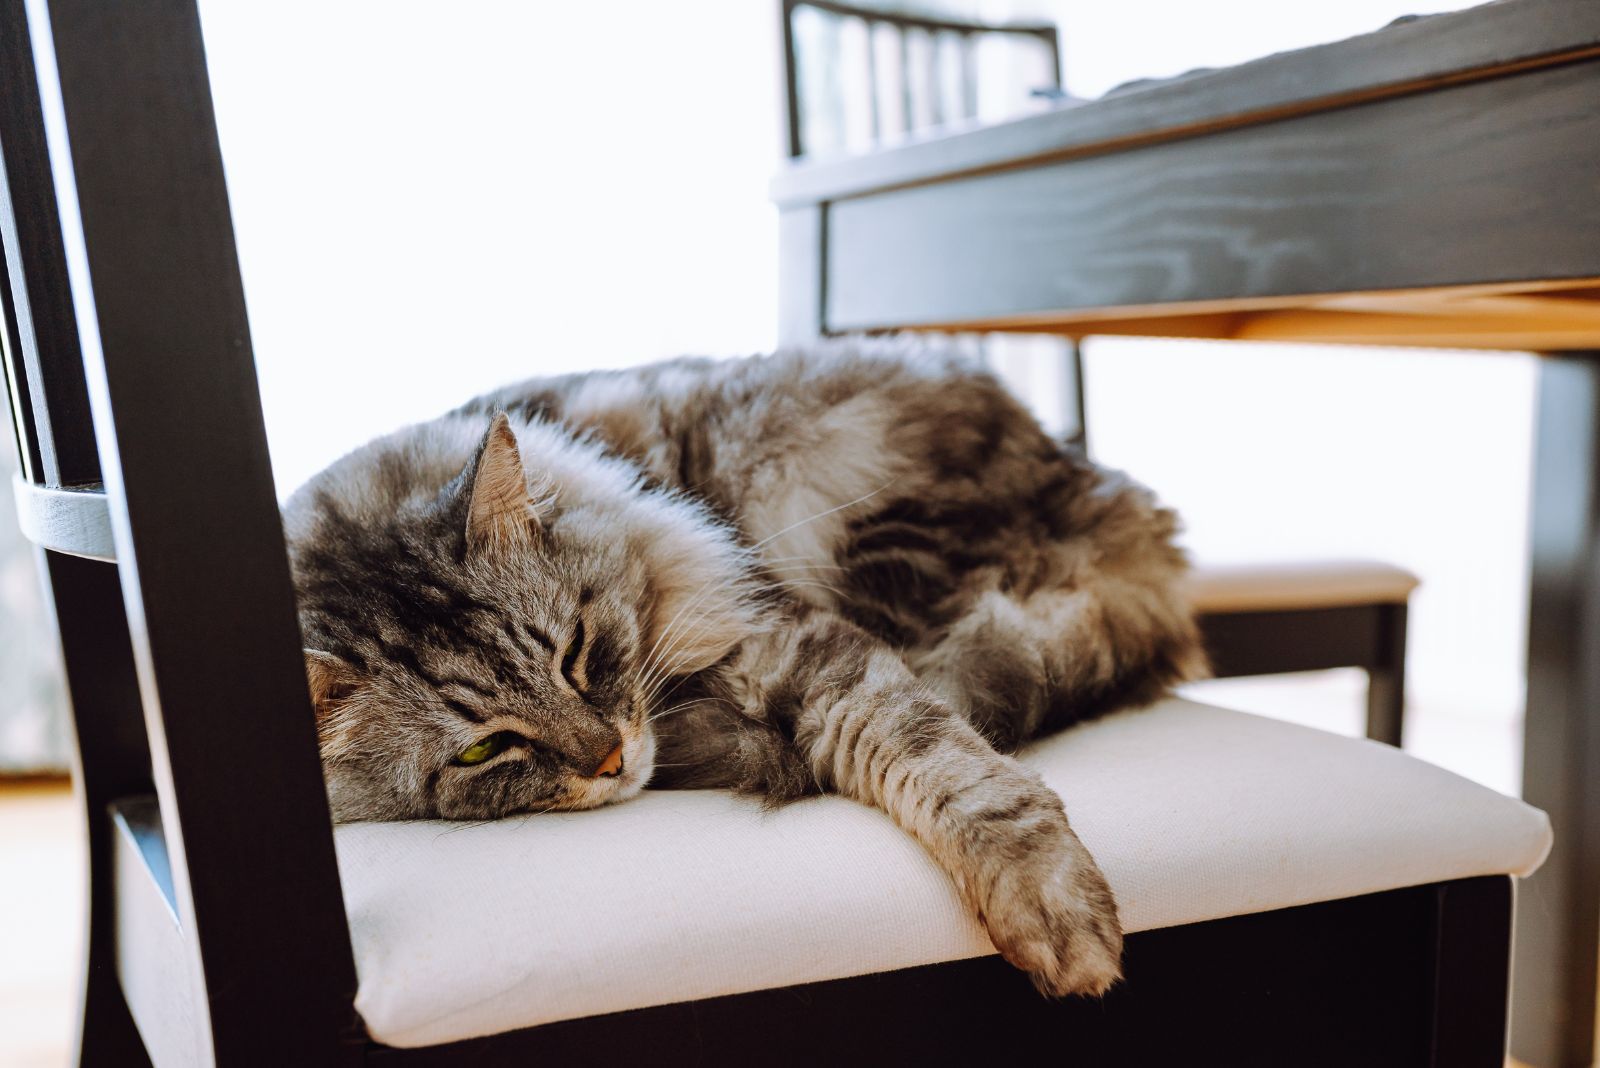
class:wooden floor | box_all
[0,775,1558,1067]
[0,777,82,1068]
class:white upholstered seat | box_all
[1184,558,1420,614]
[335,697,1549,1049]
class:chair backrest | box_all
[780,0,1063,159]
[776,1,1085,445]
[0,1,360,1064]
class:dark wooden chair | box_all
[0,2,1537,1065]
[777,0,1418,748]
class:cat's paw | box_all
[979,825,1123,998]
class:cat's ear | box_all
[304,649,358,721]
[465,413,551,553]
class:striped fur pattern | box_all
[284,339,1204,995]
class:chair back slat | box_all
[862,22,881,140]
[0,0,97,489]
[959,31,979,120]
[0,1,363,1062]
[781,0,1062,159]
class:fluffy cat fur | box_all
[284,339,1205,996]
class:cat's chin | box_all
[609,726,656,803]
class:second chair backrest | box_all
[780,0,1062,159]
[777,1,1085,445]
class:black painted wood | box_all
[1429,875,1514,1068]
[0,243,42,480]
[37,551,153,1068]
[1513,353,1600,1068]
[18,0,363,1063]
[0,3,148,1059]
[1366,603,1408,748]
[779,0,802,159]
[0,0,98,488]
[1200,604,1386,679]
[1197,603,1407,747]
[822,57,1600,332]
[771,0,1600,208]
[369,877,1510,1067]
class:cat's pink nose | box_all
[593,744,624,779]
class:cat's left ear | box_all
[465,413,553,553]
[304,649,359,722]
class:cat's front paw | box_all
[979,823,1123,997]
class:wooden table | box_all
[772,1,1600,1063]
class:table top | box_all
[773,0,1600,349]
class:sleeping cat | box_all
[284,339,1204,997]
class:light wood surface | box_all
[0,779,80,1068]
[916,279,1600,353]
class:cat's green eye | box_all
[455,733,508,766]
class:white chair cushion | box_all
[1184,558,1420,613]
[335,697,1550,1049]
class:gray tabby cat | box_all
[285,340,1203,997]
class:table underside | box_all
[890,278,1600,353]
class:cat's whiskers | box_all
[645,695,740,727]
[641,568,847,708]
[748,478,896,551]
[749,564,851,603]
[766,578,847,602]
[633,569,746,700]
[636,553,847,703]
[639,673,692,714]
[433,819,500,839]
[756,554,846,570]
[636,578,753,703]
[759,562,848,576]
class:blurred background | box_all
[1,1,1527,1064]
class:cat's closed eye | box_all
[560,619,587,693]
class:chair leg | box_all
[39,552,154,1068]
[1364,603,1408,747]
[75,934,151,1068]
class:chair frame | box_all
[0,2,1503,1064]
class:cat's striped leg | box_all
[912,576,1205,750]
[728,610,1123,996]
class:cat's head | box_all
[284,412,762,822]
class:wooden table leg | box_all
[1512,353,1600,1068]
